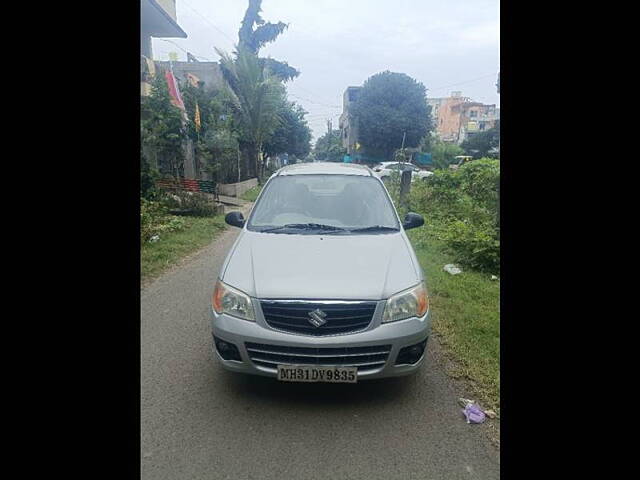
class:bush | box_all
[141,198,167,241]
[161,190,219,217]
[141,197,187,242]
[408,159,500,272]
[457,158,499,211]
[141,154,160,200]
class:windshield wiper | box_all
[348,225,400,233]
[259,223,347,233]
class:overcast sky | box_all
[151,0,500,142]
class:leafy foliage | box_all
[163,190,220,217]
[217,46,286,179]
[140,198,186,242]
[237,0,299,81]
[409,159,500,272]
[140,73,186,179]
[313,130,346,162]
[181,81,243,183]
[202,128,241,183]
[461,120,500,159]
[429,137,465,169]
[263,101,311,158]
[352,71,432,160]
[141,149,160,200]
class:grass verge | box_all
[141,215,226,283]
[407,230,500,412]
[240,184,263,202]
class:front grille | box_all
[260,300,377,336]
[245,342,391,372]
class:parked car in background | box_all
[372,162,434,182]
[213,162,430,383]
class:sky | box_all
[152,0,500,143]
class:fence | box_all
[156,178,218,197]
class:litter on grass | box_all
[443,264,462,275]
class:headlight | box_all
[212,279,255,321]
[382,282,428,323]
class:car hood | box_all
[221,230,421,300]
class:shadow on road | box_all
[220,369,419,409]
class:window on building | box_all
[469,110,477,118]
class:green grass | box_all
[141,215,226,283]
[408,230,500,412]
[240,184,263,202]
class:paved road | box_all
[141,226,500,480]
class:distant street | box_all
[141,226,500,480]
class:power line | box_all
[288,93,341,108]
[181,0,236,46]
[290,84,341,107]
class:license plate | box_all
[277,365,357,383]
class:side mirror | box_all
[402,212,424,230]
[225,211,245,228]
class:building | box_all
[428,91,499,144]
[154,61,225,92]
[338,86,362,155]
[141,0,187,96]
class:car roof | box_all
[277,162,373,176]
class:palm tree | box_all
[216,47,285,180]
[237,0,299,81]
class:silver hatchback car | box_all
[211,162,430,383]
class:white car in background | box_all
[372,162,434,183]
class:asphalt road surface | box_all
[141,226,500,480]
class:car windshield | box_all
[247,174,400,234]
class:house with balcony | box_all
[428,91,498,144]
[141,0,187,96]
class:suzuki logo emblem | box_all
[308,308,328,327]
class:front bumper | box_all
[210,303,431,380]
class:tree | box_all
[461,120,500,159]
[263,101,311,159]
[181,81,243,182]
[430,137,465,169]
[216,46,286,180]
[140,147,159,199]
[237,0,299,82]
[313,130,346,162]
[352,71,432,160]
[141,73,186,180]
